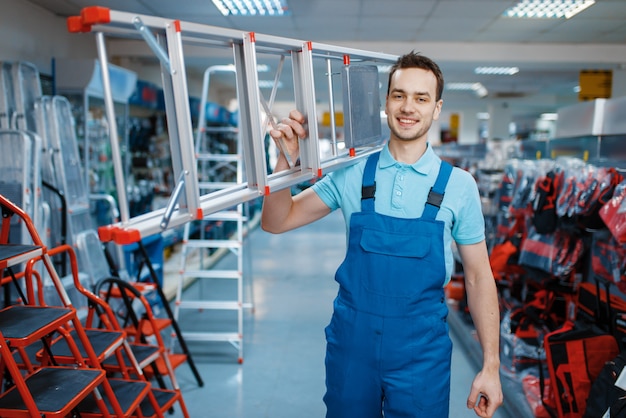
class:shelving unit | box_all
[453,96,626,418]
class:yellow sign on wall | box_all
[579,70,612,101]
[321,111,344,127]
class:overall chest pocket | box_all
[358,227,433,298]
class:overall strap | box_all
[422,161,453,220]
[361,152,380,212]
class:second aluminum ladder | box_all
[173,65,253,363]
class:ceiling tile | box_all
[361,0,438,17]
[431,0,516,18]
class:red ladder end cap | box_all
[67,16,91,33]
[81,6,111,25]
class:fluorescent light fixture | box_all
[447,83,481,90]
[212,0,289,16]
[447,82,488,98]
[475,66,519,76]
[503,0,595,19]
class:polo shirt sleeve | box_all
[450,169,486,245]
[311,161,367,216]
[311,171,342,212]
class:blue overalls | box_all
[323,152,454,418]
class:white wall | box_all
[0,0,96,75]
[613,69,626,98]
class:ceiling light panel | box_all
[446,82,488,98]
[475,66,519,75]
[211,0,289,16]
[503,0,595,19]
[447,83,483,91]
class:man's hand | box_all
[268,109,307,169]
[466,368,503,418]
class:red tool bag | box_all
[600,180,626,245]
[576,279,626,352]
[544,321,620,418]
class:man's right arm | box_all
[260,110,331,234]
[261,184,331,234]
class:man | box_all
[261,51,503,418]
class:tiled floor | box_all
[162,209,512,417]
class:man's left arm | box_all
[457,241,503,418]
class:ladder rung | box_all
[176,300,240,310]
[181,270,241,279]
[184,239,241,249]
[180,331,241,342]
[196,153,240,162]
[202,126,238,133]
[201,210,245,221]
[198,181,239,190]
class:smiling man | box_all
[261,51,503,418]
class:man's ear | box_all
[433,99,443,121]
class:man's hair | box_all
[387,51,444,101]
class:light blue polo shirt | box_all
[311,142,485,284]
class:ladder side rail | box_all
[103,186,260,244]
[294,43,321,179]
[239,33,270,196]
[102,9,245,44]
[104,8,309,49]
[157,33,187,215]
[265,146,384,194]
[326,58,339,157]
[231,41,261,204]
[308,42,399,63]
[164,20,201,221]
[94,31,130,224]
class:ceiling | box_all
[27,0,626,122]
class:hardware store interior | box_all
[1,0,626,417]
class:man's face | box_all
[385,67,443,143]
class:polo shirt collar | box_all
[379,142,437,175]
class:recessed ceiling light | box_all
[503,0,595,19]
[475,66,519,75]
[212,0,289,16]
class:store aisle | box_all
[166,209,511,418]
